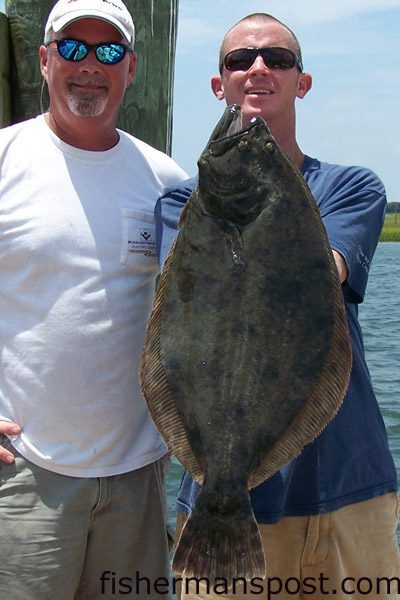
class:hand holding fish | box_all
[332,250,348,283]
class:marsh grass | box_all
[380,213,400,242]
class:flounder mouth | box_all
[223,105,243,138]
[207,115,273,158]
[202,104,242,148]
[203,105,276,160]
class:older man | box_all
[0,0,187,598]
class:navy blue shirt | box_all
[155,156,398,523]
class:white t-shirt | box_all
[0,115,187,477]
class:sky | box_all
[1,1,399,201]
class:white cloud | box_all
[195,0,400,26]
[284,0,400,24]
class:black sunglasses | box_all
[222,46,303,73]
[47,38,131,65]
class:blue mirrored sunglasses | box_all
[47,38,131,65]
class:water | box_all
[358,242,400,542]
[166,242,400,542]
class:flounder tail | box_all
[173,486,265,584]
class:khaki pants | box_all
[175,493,400,600]
[0,443,171,600]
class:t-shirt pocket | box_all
[120,208,157,271]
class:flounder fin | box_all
[178,199,191,226]
[173,487,265,583]
[140,240,204,484]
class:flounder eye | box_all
[266,142,275,152]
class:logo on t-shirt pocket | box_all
[120,208,157,271]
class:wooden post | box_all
[0,12,12,126]
[5,1,51,126]
[120,0,178,154]
[3,0,178,153]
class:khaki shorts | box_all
[0,440,171,600]
[175,493,400,600]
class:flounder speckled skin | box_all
[140,105,352,583]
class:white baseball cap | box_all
[44,0,135,46]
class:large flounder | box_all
[140,105,352,582]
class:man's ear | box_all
[211,75,225,100]
[39,45,49,80]
[296,72,312,99]
[126,51,137,86]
